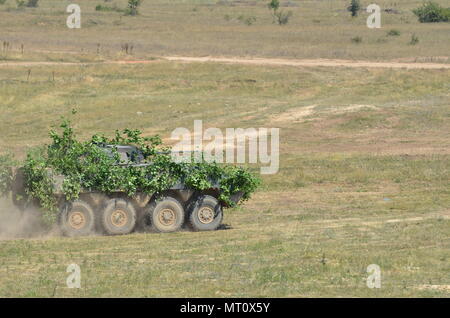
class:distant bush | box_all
[26,0,38,7]
[387,29,401,36]
[0,0,7,5]
[15,0,25,8]
[268,0,279,12]
[413,2,450,23]
[347,0,361,17]
[237,14,256,26]
[351,36,362,43]
[95,4,124,13]
[121,43,134,55]
[267,0,293,25]
[409,33,419,45]
[274,9,292,25]
[96,4,108,11]
[125,0,141,16]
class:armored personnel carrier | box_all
[9,144,245,237]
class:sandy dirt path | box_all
[163,56,450,69]
[0,56,449,69]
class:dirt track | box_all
[0,56,450,69]
[163,56,450,69]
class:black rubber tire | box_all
[146,196,185,233]
[101,199,137,235]
[188,195,223,231]
[59,199,96,237]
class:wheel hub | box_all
[111,209,128,227]
[69,211,86,229]
[198,207,215,224]
[158,208,176,226]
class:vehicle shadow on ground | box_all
[217,223,233,231]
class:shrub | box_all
[409,33,419,45]
[351,36,363,43]
[0,0,7,5]
[16,0,25,8]
[121,43,134,54]
[347,0,361,17]
[237,14,256,26]
[413,2,450,23]
[267,0,292,25]
[387,29,401,36]
[125,0,141,16]
[95,4,123,13]
[274,9,292,25]
[268,0,280,12]
[26,0,38,7]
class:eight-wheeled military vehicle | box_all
[9,144,244,237]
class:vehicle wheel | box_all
[59,200,96,237]
[188,195,223,231]
[101,199,137,235]
[146,196,185,233]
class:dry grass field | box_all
[0,0,449,62]
[0,0,449,297]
